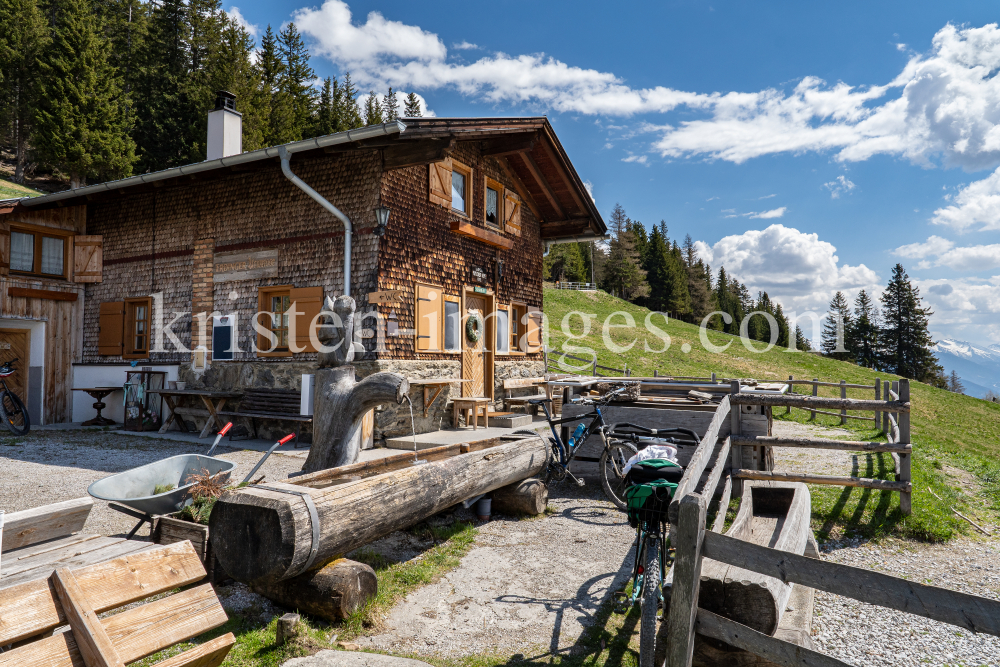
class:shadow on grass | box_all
[813,451,905,544]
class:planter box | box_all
[152,514,228,583]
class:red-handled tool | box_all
[241,433,297,484]
[206,421,234,456]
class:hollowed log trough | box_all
[210,435,549,586]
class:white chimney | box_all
[207,90,242,160]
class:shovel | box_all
[241,434,296,485]
[206,422,234,456]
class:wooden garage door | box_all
[0,329,29,400]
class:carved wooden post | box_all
[899,379,911,515]
[840,380,847,425]
[874,377,881,431]
[810,378,818,420]
[730,380,742,498]
[666,493,707,667]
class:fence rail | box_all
[551,281,597,290]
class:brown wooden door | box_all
[463,296,486,397]
[0,329,29,399]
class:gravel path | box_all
[771,420,1000,667]
[0,429,304,538]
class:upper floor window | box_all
[451,160,472,216]
[10,228,67,278]
[485,177,505,228]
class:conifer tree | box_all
[183,0,226,160]
[216,15,266,151]
[0,0,49,182]
[94,0,147,97]
[316,76,335,135]
[257,24,293,145]
[821,291,853,360]
[383,87,398,122]
[847,289,879,369]
[880,263,943,384]
[340,72,363,129]
[682,234,714,322]
[363,91,383,125]
[795,325,812,351]
[947,370,965,394]
[544,242,586,282]
[278,22,314,140]
[404,92,422,117]
[599,203,648,301]
[34,0,136,186]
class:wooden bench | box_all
[452,397,491,429]
[219,387,311,446]
[503,377,561,415]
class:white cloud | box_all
[707,196,720,201]
[896,43,907,51]
[622,154,648,164]
[932,166,1000,231]
[225,6,258,37]
[583,180,596,203]
[893,235,955,258]
[823,175,856,198]
[750,207,786,219]
[453,41,479,50]
[694,224,880,313]
[918,276,1000,343]
[758,193,776,199]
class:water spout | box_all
[403,395,426,465]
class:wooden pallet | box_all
[0,540,234,667]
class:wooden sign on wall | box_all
[369,290,404,305]
[214,249,279,282]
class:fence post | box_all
[810,379,818,420]
[624,364,629,377]
[874,377,881,430]
[730,380,743,497]
[543,348,548,373]
[711,372,716,383]
[840,380,847,425]
[654,369,658,378]
[786,375,793,414]
[665,493,708,667]
[883,380,891,433]
[899,379,911,515]
[592,358,598,376]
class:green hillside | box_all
[543,287,1000,542]
[0,179,40,200]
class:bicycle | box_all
[0,358,30,436]
[514,383,640,509]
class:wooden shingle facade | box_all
[0,117,604,437]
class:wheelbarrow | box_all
[88,454,236,538]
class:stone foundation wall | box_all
[354,359,462,439]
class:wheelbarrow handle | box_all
[241,433,296,485]
[206,422,234,456]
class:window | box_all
[444,296,461,352]
[510,302,525,353]
[415,283,443,352]
[124,297,152,359]
[496,306,510,354]
[257,286,292,356]
[9,227,67,278]
[484,177,505,228]
[450,160,473,216]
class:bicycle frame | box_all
[536,399,608,468]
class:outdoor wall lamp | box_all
[374,206,391,237]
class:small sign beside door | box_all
[473,286,488,294]
[369,290,404,305]
[471,266,487,283]
[0,342,9,350]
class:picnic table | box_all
[408,378,472,417]
[72,386,122,426]
[149,389,242,438]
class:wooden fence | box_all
[661,380,999,667]
[784,376,885,425]
[543,349,631,377]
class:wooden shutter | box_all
[428,159,452,208]
[504,191,521,236]
[98,302,125,356]
[525,306,543,353]
[0,220,8,276]
[291,286,324,353]
[73,235,103,283]
[415,284,442,351]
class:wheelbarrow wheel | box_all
[1,389,30,436]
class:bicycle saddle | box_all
[527,397,552,405]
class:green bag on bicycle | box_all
[625,459,680,526]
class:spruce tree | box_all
[278,22,314,140]
[94,0,147,97]
[682,233,714,323]
[404,92,422,117]
[821,291,853,360]
[34,0,136,186]
[847,289,879,369]
[258,24,294,145]
[183,0,226,160]
[599,203,648,301]
[880,263,943,383]
[316,76,334,135]
[383,87,399,122]
[363,91,383,125]
[948,370,965,394]
[544,242,586,282]
[0,0,49,182]
[340,72,363,129]
[795,325,812,351]
[216,15,266,151]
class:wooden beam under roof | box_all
[497,156,544,223]
[518,152,565,219]
[383,139,456,170]
[540,219,598,238]
[537,132,588,214]
[480,133,538,157]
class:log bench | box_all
[219,387,311,446]
[502,377,548,415]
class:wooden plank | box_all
[731,394,909,413]
[496,156,544,222]
[733,470,910,492]
[666,493,708,667]
[3,536,123,578]
[695,437,730,502]
[0,584,227,667]
[51,568,126,667]
[449,220,514,249]
[701,530,1000,637]
[786,380,874,390]
[899,379,912,515]
[0,542,207,646]
[152,634,235,667]
[732,435,912,454]
[7,287,79,302]
[711,476,732,534]
[1,540,155,590]
[2,497,93,551]
[669,396,731,524]
[695,608,850,667]
[805,408,875,422]
[518,152,565,218]
[293,441,474,487]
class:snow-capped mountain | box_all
[932,339,1000,398]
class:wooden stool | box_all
[452,397,490,430]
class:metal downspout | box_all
[278,146,353,297]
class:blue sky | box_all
[227,0,1000,347]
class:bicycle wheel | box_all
[0,389,30,436]
[600,440,638,510]
[639,537,661,667]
